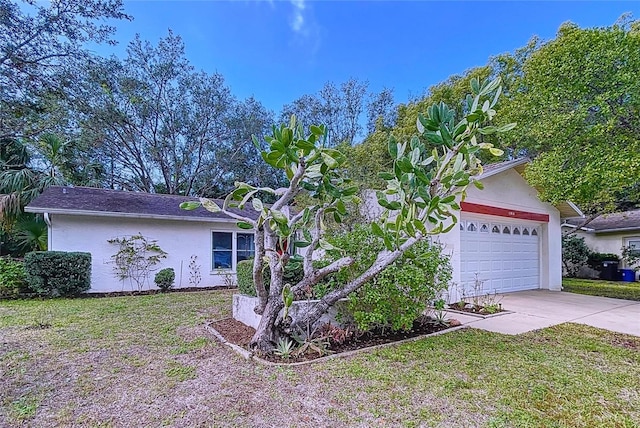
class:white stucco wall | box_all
[48,214,247,292]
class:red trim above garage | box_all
[461,202,549,223]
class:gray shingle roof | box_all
[25,186,259,222]
[564,209,640,233]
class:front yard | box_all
[1,290,639,427]
[563,278,640,301]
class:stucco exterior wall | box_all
[563,227,640,268]
[49,214,245,292]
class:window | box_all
[531,228,538,236]
[492,225,501,234]
[237,233,255,262]
[513,227,521,235]
[212,232,233,269]
[480,224,489,233]
[523,228,530,236]
[467,222,477,232]
[502,226,511,234]
[211,231,255,270]
[626,239,640,257]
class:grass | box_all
[1,290,639,427]
[563,277,640,301]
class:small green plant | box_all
[482,303,501,314]
[621,245,640,269]
[432,309,449,327]
[108,234,167,291]
[562,234,591,277]
[0,257,27,297]
[273,338,295,360]
[154,268,175,292]
[188,255,201,287]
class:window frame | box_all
[210,230,256,272]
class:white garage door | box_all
[460,218,540,295]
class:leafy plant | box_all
[562,234,591,277]
[236,259,256,296]
[0,257,28,297]
[432,310,450,327]
[273,338,295,360]
[24,251,91,297]
[154,268,175,292]
[621,245,640,269]
[188,255,202,287]
[108,234,167,291]
[318,323,354,346]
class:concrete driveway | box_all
[450,290,640,337]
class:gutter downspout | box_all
[44,213,52,250]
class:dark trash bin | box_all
[620,268,636,282]
[600,260,619,281]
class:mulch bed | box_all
[211,317,459,363]
[447,302,505,316]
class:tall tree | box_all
[75,32,279,196]
[499,16,640,213]
[0,0,131,140]
[280,78,369,147]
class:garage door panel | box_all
[461,218,540,295]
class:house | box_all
[432,159,582,301]
[26,158,580,297]
[25,186,258,292]
[562,209,640,268]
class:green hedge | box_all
[237,260,255,296]
[0,258,28,297]
[24,251,92,297]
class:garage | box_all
[460,216,541,296]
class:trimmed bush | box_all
[236,259,256,296]
[587,253,620,270]
[24,251,91,297]
[324,224,452,332]
[154,268,175,292]
[0,258,28,297]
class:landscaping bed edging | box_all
[205,319,467,366]
[445,308,513,319]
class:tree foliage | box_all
[0,0,131,141]
[183,77,511,352]
[499,17,640,213]
[74,32,282,196]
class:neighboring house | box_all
[562,210,640,268]
[26,158,580,297]
[25,187,258,292]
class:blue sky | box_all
[92,1,638,113]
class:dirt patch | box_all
[212,316,458,364]
[610,335,640,350]
[211,318,256,346]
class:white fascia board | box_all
[24,207,241,224]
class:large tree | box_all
[0,0,131,141]
[75,32,282,196]
[183,78,512,352]
[497,16,640,213]
[279,78,369,147]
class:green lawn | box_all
[563,277,640,301]
[1,291,639,427]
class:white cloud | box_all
[289,0,306,34]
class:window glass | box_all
[212,232,232,269]
[531,228,538,236]
[513,227,521,235]
[627,239,640,256]
[523,228,530,235]
[503,226,511,234]
[492,225,500,234]
[467,222,477,232]
[237,233,255,262]
[480,224,489,233]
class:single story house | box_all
[25,186,258,292]
[26,158,580,297]
[562,210,640,268]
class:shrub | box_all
[154,268,175,292]
[236,260,255,296]
[562,234,591,277]
[24,251,91,297]
[587,252,620,270]
[0,258,27,297]
[236,256,304,297]
[324,224,452,332]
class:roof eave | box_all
[24,206,241,224]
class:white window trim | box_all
[210,230,255,273]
